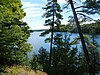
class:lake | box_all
[27,31,100,55]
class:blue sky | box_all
[21,0,100,30]
[21,0,69,30]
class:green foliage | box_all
[30,47,49,72]
[83,0,100,15]
[87,38,100,74]
[30,53,42,70]
[70,22,100,34]
[64,0,100,34]
[0,0,31,68]
[50,33,82,75]
[42,0,63,68]
[41,0,63,36]
[37,47,49,72]
[71,34,100,74]
[53,21,100,34]
[30,32,100,75]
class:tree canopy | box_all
[0,0,31,67]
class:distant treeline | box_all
[30,29,48,32]
[32,22,100,35]
[53,22,100,34]
[70,22,100,34]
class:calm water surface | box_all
[27,31,100,55]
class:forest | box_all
[0,0,100,75]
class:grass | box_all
[0,66,47,75]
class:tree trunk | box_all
[92,32,96,74]
[49,1,55,67]
[69,0,95,75]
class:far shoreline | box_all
[30,29,100,35]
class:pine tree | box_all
[82,0,100,15]
[65,0,95,75]
[42,0,63,67]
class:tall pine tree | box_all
[64,0,95,75]
[42,0,63,67]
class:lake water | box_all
[27,31,100,55]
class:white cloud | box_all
[21,0,100,30]
[58,0,66,4]
[21,1,47,30]
[22,2,41,9]
[42,0,66,4]
[21,0,67,30]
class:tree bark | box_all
[69,0,95,75]
[49,1,55,67]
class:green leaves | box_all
[83,0,100,14]
[0,0,31,67]
[42,0,63,26]
[71,35,97,49]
